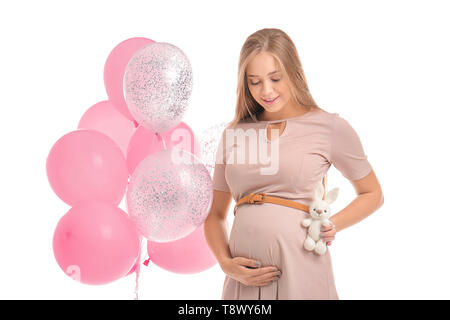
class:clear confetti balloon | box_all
[198,122,229,177]
[123,42,193,133]
[126,147,213,242]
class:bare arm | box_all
[330,169,384,233]
[203,189,233,267]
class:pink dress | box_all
[212,108,373,300]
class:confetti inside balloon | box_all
[198,122,230,176]
[126,148,212,242]
[123,42,193,133]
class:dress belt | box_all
[233,175,327,216]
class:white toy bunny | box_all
[301,181,339,255]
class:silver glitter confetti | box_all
[123,42,193,133]
[198,122,229,177]
[126,148,212,242]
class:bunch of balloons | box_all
[46,37,216,287]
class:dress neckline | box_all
[256,108,322,123]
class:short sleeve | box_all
[330,114,373,180]
[212,129,231,192]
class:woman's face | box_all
[246,51,292,115]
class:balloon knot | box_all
[143,258,150,267]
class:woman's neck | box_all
[257,105,312,121]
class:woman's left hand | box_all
[320,221,336,246]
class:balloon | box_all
[78,100,136,157]
[123,42,193,133]
[46,130,128,207]
[147,223,217,274]
[125,263,138,276]
[126,148,213,242]
[52,201,140,285]
[198,122,230,176]
[104,37,155,121]
[126,121,201,175]
[125,235,144,277]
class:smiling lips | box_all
[263,96,279,103]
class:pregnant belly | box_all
[229,202,310,268]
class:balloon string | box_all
[155,132,167,150]
[134,237,145,300]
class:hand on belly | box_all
[229,203,308,266]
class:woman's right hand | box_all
[220,257,281,287]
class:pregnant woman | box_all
[203,28,384,300]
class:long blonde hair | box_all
[227,28,321,128]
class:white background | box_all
[1,0,449,300]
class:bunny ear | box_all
[325,187,339,204]
[313,182,324,200]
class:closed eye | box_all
[250,79,280,86]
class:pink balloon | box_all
[104,37,155,121]
[125,235,144,276]
[46,130,128,207]
[78,100,136,157]
[125,263,138,276]
[147,224,217,274]
[53,201,141,285]
[126,121,201,175]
